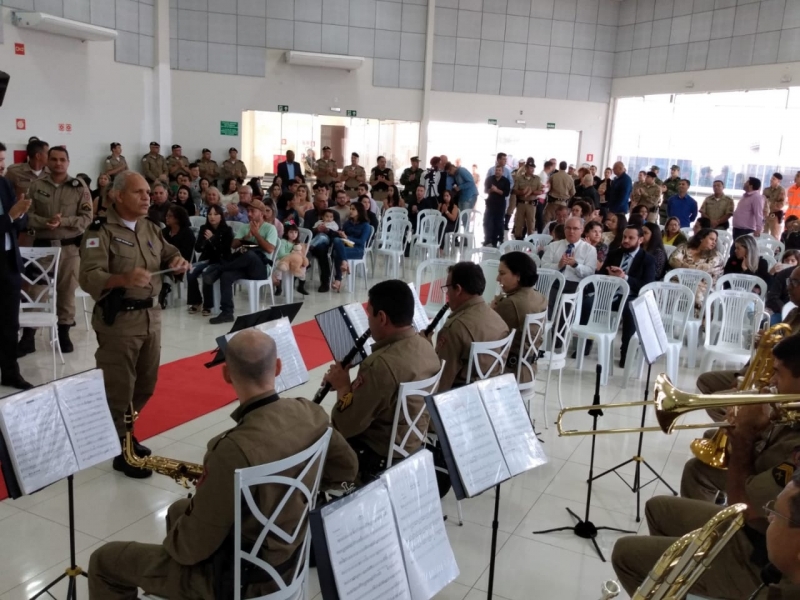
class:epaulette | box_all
[89,216,107,231]
[71,178,82,188]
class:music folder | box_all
[425,373,548,501]
[310,449,459,600]
[630,290,668,366]
[315,303,374,367]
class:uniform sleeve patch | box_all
[773,463,794,488]
[352,374,366,391]
[85,238,100,248]
[71,180,80,187]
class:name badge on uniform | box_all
[85,238,100,248]
[114,237,135,247]
[37,190,51,198]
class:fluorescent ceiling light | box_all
[13,11,118,42]
[285,51,364,71]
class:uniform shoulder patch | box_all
[773,462,794,488]
[352,374,366,391]
[88,216,107,231]
[71,179,81,187]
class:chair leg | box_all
[575,336,587,370]
[268,282,274,306]
[456,500,464,526]
[686,326,698,368]
[543,367,552,428]
[557,368,564,413]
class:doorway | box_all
[320,125,347,165]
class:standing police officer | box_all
[166,144,190,181]
[221,147,247,182]
[26,146,93,353]
[79,171,190,478]
[340,152,366,200]
[6,138,49,198]
[400,156,423,206]
[103,142,128,180]
[197,148,219,182]
[141,141,168,188]
[314,145,338,188]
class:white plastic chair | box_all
[376,208,407,246]
[448,208,481,257]
[534,268,565,350]
[467,247,501,265]
[783,301,797,319]
[235,247,278,313]
[75,287,92,330]
[233,428,332,600]
[516,310,548,417]
[415,258,456,318]
[297,227,312,245]
[387,362,446,468]
[666,268,714,368]
[189,215,205,229]
[19,247,64,380]
[763,254,777,271]
[664,245,677,259]
[680,226,693,239]
[715,229,733,256]
[700,290,764,371]
[411,214,447,262]
[572,275,630,385]
[480,259,501,305]
[537,293,578,423]
[415,208,441,232]
[757,237,784,260]
[622,283,694,387]
[499,240,537,255]
[376,218,411,278]
[343,225,374,293]
[466,329,515,384]
[524,233,552,254]
[715,273,768,302]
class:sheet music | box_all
[0,386,78,495]
[631,292,668,365]
[381,451,459,600]
[53,370,120,471]
[315,307,368,366]
[477,375,548,477]
[432,386,510,497]
[322,482,412,600]
[343,303,374,356]
[407,283,431,333]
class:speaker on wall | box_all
[0,71,9,107]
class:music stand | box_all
[589,291,677,522]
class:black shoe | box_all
[1,374,33,390]
[296,280,308,295]
[58,324,74,353]
[112,455,153,479]
[275,282,282,296]
[318,284,329,293]
[618,356,626,369]
[132,437,152,457]
[619,347,628,369]
[18,328,35,357]
[209,312,235,324]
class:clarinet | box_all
[424,304,450,337]
[313,329,372,404]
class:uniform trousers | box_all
[0,253,22,379]
[543,198,567,224]
[680,456,729,501]
[513,200,535,239]
[611,496,761,599]
[505,194,517,217]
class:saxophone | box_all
[123,405,204,488]
[690,323,795,470]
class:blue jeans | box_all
[309,233,332,249]
[215,251,268,314]
[458,193,478,211]
[331,238,364,281]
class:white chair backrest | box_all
[466,329,516,383]
[516,310,548,389]
[297,227,313,245]
[417,214,447,246]
[233,428,333,600]
[499,240,537,255]
[757,237,784,259]
[547,293,579,360]
[459,208,481,234]
[715,229,732,246]
[383,206,407,221]
[363,224,376,251]
[524,233,552,253]
[379,219,411,252]
[705,290,764,353]
[681,226,693,239]
[783,301,797,319]
[480,259,501,304]
[20,247,61,310]
[716,273,768,301]
[575,275,630,333]
[534,268,565,323]
[416,208,440,232]
[666,268,714,318]
[189,215,205,228]
[664,245,677,259]
[379,211,409,241]
[638,282,694,344]
[415,258,456,317]
[467,247,501,265]
[388,362,446,467]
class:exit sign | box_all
[547,122,556,129]
[14,43,25,55]
[346,109,357,117]
[278,105,289,112]
[220,120,239,136]
[488,119,497,125]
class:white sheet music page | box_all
[432,385,510,497]
[476,374,548,477]
[381,450,459,600]
[343,303,375,355]
[322,481,412,600]
[407,283,431,333]
[0,386,78,495]
[53,370,121,471]
[254,318,309,393]
[631,292,668,365]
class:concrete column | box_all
[419,0,435,162]
[154,0,172,146]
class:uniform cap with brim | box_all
[671,165,680,170]
[202,148,211,153]
[229,147,238,153]
[150,142,160,147]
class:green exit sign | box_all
[278,105,289,112]
[547,122,556,129]
[346,109,357,117]
[488,119,497,125]
[220,120,238,136]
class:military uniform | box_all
[506,167,524,221]
[332,329,441,478]
[141,153,168,186]
[369,167,394,202]
[492,287,548,383]
[221,159,247,182]
[314,158,338,187]
[341,164,367,199]
[79,206,180,436]
[632,182,661,222]
[435,296,510,391]
[103,154,128,179]
[700,193,735,229]
[512,172,542,238]
[764,184,787,237]
[27,175,93,325]
[399,167,423,204]
[88,393,358,600]
[5,162,49,197]
[198,159,219,182]
[661,176,682,225]
[166,155,190,180]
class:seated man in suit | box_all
[277,150,305,192]
[580,224,655,366]
[541,216,597,313]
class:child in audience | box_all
[272,225,308,296]
[309,209,339,248]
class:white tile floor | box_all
[0,261,724,600]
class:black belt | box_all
[33,236,81,247]
[546,197,567,204]
[121,298,154,311]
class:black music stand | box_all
[589,293,677,522]
[533,365,635,561]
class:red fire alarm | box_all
[14,43,25,55]
[66,124,72,132]
[58,123,65,132]
[16,119,26,130]
[586,153,594,162]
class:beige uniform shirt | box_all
[103,155,128,176]
[27,175,93,241]
[5,162,49,196]
[332,329,441,459]
[548,170,576,201]
[492,286,548,381]
[198,159,219,180]
[633,182,662,211]
[700,194,735,224]
[221,159,247,181]
[166,155,190,178]
[79,206,180,336]
[315,158,338,185]
[141,153,167,183]
[436,296,510,391]
[764,185,787,217]
[341,164,366,189]
[163,394,357,574]
[513,172,542,201]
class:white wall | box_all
[0,8,156,178]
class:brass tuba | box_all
[123,405,204,488]
[689,323,794,470]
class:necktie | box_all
[620,251,632,273]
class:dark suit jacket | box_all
[0,176,28,272]
[277,161,305,191]
[767,266,793,314]
[600,246,656,297]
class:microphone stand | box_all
[533,365,635,562]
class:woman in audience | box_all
[188,205,233,316]
[643,222,668,280]
[221,177,239,205]
[263,201,284,238]
[633,204,650,224]
[247,177,263,199]
[783,216,800,249]
[584,220,607,270]
[575,174,600,208]
[174,184,196,217]
[439,189,460,248]
[662,217,688,246]
[571,200,592,221]
[386,184,403,209]
[330,202,371,292]
[92,172,112,217]
[668,228,724,312]
[199,177,210,203]
[724,234,771,283]
[163,205,196,262]
[771,249,800,275]
[199,186,222,217]
[603,212,627,251]
[293,185,313,220]
[693,216,712,235]
[272,175,283,190]
[491,251,548,381]
[360,195,380,230]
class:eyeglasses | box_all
[441,284,452,292]
[764,500,800,525]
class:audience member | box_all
[484,164,511,247]
[766,261,796,325]
[575,173,600,209]
[369,156,393,203]
[247,177,263,199]
[642,222,667,280]
[732,176,765,240]
[198,177,210,202]
[603,212,627,252]
[693,216,711,234]
[331,202,372,292]
[542,216,597,305]
[163,205,195,262]
[724,234,771,284]
[551,223,565,240]
[305,191,341,292]
[147,182,172,224]
[341,152,367,199]
[187,204,233,316]
[292,184,313,220]
[331,188,352,222]
[787,172,800,221]
[662,216,688,246]
[276,150,304,191]
[221,177,239,206]
[385,184,402,209]
[272,225,308,296]
[597,167,613,209]
[359,195,380,231]
[92,172,112,217]
[439,189,460,247]
[571,200,592,221]
[783,215,800,249]
[103,142,128,180]
[400,156,424,206]
[605,161,632,214]
[447,160,479,211]
[699,180,734,229]
[661,165,682,225]
[174,184,196,217]
[771,249,800,276]
[764,172,786,239]
[668,228,724,313]
[630,171,661,222]
[545,160,575,223]
[199,185,222,217]
[263,201,284,238]
[197,148,219,181]
[584,220,607,270]
[632,203,650,224]
[666,179,697,227]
